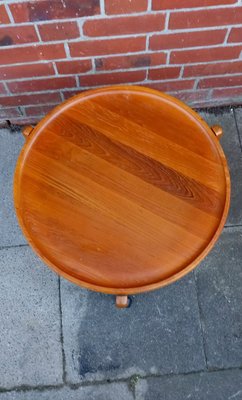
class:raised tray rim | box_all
[13,85,231,295]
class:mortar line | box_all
[147,0,152,12]
[224,223,242,229]
[52,62,58,75]
[1,0,240,11]
[166,50,171,64]
[0,52,241,67]
[34,25,42,42]
[0,376,133,394]
[233,108,242,153]
[3,70,242,84]
[18,105,25,116]
[2,81,10,95]
[91,58,96,72]
[164,11,170,32]
[224,27,232,44]
[193,270,209,370]
[0,365,242,394]
[58,276,67,384]
[145,34,149,52]
[129,376,138,399]
[0,31,241,48]
[193,78,200,90]
[74,75,79,86]
[77,19,84,37]
[179,65,185,78]
[99,0,105,15]
[4,3,14,23]
[0,243,29,251]
[64,42,71,58]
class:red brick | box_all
[38,21,80,41]
[62,89,84,99]
[105,0,148,14]
[146,79,195,91]
[170,46,242,64]
[184,61,242,77]
[148,67,181,80]
[8,77,76,94]
[0,63,55,80]
[149,29,226,50]
[228,27,242,42]
[24,104,56,116]
[193,99,221,107]
[69,37,146,57]
[8,117,41,125]
[170,90,210,103]
[0,107,21,118]
[169,7,242,29]
[56,60,92,75]
[0,92,61,107]
[79,70,146,86]
[0,83,7,95]
[0,25,38,46]
[83,14,165,37]
[0,5,11,24]
[0,44,66,65]
[199,74,242,88]
[95,53,166,71]
[10,0,100,23]
[213,86,242,98]
[153,0,237,10]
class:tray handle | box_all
[211,125,223,140]
[22,125,34,139]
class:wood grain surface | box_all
[14,86,230,295]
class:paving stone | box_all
[0,382,133,400]
[0,246,63,389]
[135,369,242,400]
[61,274,205,384]
[195,228,242,369]
[0,129,26,247]
[198,110,242,226]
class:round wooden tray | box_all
[14,86,230,302]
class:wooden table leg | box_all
[116,295,130,308]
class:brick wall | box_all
[0,0,242,125]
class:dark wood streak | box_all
[91,92,220,163]
[44,114,224,216]
[33,132,220,241]
[61,99,224,192]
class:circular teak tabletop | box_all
[14,86,230,296]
